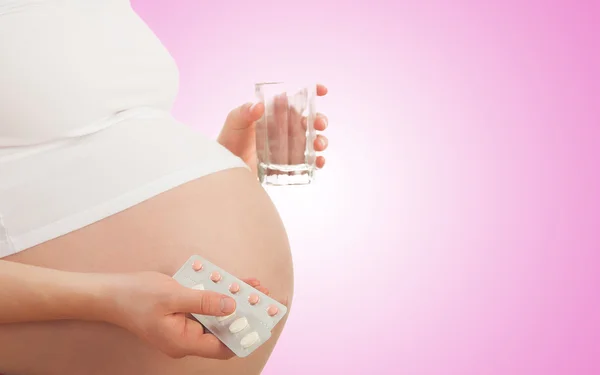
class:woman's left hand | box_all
[217,84,329,175]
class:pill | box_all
[229,283,240,294]
[229,317,249,333]
[248,294,259,305]
[217,312,235,322]
[210,271,221,282]
[267,305,279,316]
[192,284,205,291]
[191,260,203,271]
[240,331,260,349]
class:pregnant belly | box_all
[0,1,179,146]
[8,167,294,293]
[2,168,295,375]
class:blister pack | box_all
[190,301,272,358]
[172,255,288,357]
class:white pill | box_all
[240,331,260,349]
[217,312,235,322]
[228,317,249,333]
[192,284,205,290]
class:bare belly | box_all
[0,167,294,375]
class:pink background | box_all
[132,1,599,374]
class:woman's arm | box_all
[0,259,241,358]
[0,260,112,324]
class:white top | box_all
[0,0,247,256]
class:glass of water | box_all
[254,82,317,186]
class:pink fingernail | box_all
[220,297,236,313]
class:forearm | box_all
[0,260,113,324]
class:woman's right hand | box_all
[103,271,239,360]
[1,260,271,360]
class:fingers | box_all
[246,102,265,122]
[223,102,264,131]
[223,84,324,134]
[298,114,328,168]
[242,277,260,287]
[314,113,328,131]
[301,113,328,131]
[268,94,290,164]
[314,135,328,151]
[171,289,236,317]
[179,318,235,359]
[287,100,307,166]
[241,277,270,296]
[255,285,270,295]
[316,83,328,96]
[316,156,326,169]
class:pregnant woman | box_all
[0,1,329,374]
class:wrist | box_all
[92,272,150,332]
[80,273,124,324]
[49,271,121,324]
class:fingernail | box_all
[221,297,236,313]
[249,103,257,112]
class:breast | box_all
[0,1,179,147]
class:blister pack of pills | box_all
[172,255,288,357]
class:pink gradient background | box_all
[132,1,599,374]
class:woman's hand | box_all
[106,271,271,360]
[217,84,330,175]
[0,260,272,360]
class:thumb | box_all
[224,102,264,131]
[171,287,237,316]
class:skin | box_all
[218,84,329,173]
[0,84,330,364]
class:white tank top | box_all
[0,0,247,255]
[0,0,179,147]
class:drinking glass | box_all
[254,82,317,186]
